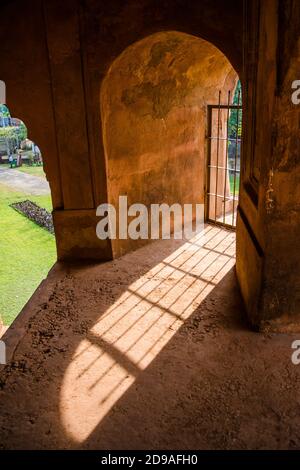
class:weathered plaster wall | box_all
[101,32,237,257]
[261,0,300,328]
[0,0,62,209]
[237,0,300,329]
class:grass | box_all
[229,173,240,196]
[0,183,56,326]
[16,165,46,178]
[1,163,46,178]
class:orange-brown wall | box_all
[101,32,237,256]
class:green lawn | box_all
[16,165,46,178]
[1,163,46,178]
[229,173,240,196]
[0,183,56,326]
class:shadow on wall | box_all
[100,31,238,258]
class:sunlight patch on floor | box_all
[60,225,235,442]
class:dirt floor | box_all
[1,225,300,450]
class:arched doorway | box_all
[0,104,56,331]
[100,31,239,257]
[58,31,241,444]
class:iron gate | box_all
[206,89,242,229]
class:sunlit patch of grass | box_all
[0,183,56,325]
[1,163,46,178]
[229,173,240,196]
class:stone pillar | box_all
[43,0,113,260]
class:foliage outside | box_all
[0,105,28,153]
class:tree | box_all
[0,124,28,154]
[17,121,27,142]
[228,80,242,139]
[0,104,28,154]
[227,80,242,163]
[0,104,10,118]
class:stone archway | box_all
[101,31,239,257]
[0,0,243,264]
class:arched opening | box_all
[58,31,242,445]
[100,31,240,257]
[0,103,56,332]
[2,0,300,452]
